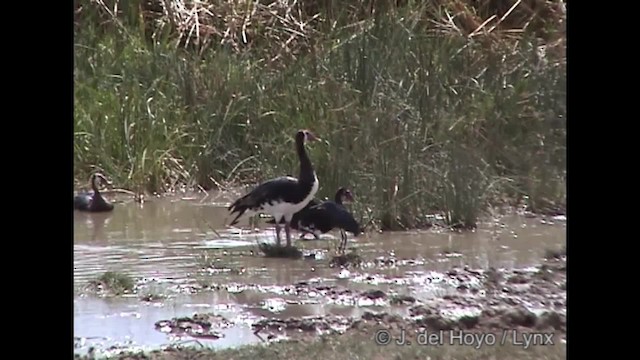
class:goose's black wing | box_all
[228,176,299,225]
[307,202,361,236]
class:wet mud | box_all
[94,254,565,359]
[155,314,234,340]
[148,255,565,343]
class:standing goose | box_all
[228,129,320,247]
[267,187,360,244]
[295,187,361,254]
[316,199,362,254]
[74,173,114,212]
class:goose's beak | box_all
[306,131,320,142]
[345,192,355,202]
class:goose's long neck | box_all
[334,190,344,204]
[91,176,101,195]
[296,139,315,184]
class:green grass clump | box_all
[87,271,135,295]
[329,252,363,268]
[74,0,566,230]
[257,243,303,259]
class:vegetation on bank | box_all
[74,0,566,230]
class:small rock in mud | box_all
[389,294,416,305]
[484,267,503,287]
[443,294,473,307]
[139,293,166,302]
[536,311,566,331]
[544,247,566,260]
[498,306,537,328]
[463,266,483,277]
[373,257,396,267]
[253,316,351,337]
[409,305,437,317]
[329,252,363,268]
[349,319,366,331]
[154,313,233,339]
[507,274,529,284]
[416,313,455,331]
[361,289,386,300]
[361,311,403,324]
[303,252,318,260]
[502,297,521,306]
[258,243,303,259]
[398,258,425,267]
[458,315,480,329]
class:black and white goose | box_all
[268,187,361,253]
[74,173,114,212]
[227,129,320,247]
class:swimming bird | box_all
[227,129,320,248]
[267,187,359,244]
[74,173,114,212]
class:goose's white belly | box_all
[263,175,319,222]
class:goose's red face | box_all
[342,189,354,202]
[303,130,319,142]
[94,173,112,187]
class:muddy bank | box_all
[253,256,566,340]
[90,329,565,360]
[90,255,566,359]
[248,305,564,342]
[75,253,565,359]
[85,306,565,360]
[154,313,234,340]
[192,253,566,309]
[81,253,566,321]
[78,251,564,309]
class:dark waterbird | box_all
[268,187,361,253]
[74,173,114,212]
[227,129,320,248]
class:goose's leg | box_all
[285,222,292,247]
[274,222,282,246]
[284,214,294,248]
[339,230,347,254]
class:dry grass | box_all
[76,0,565,63]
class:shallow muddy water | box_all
[73,192,566,357]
